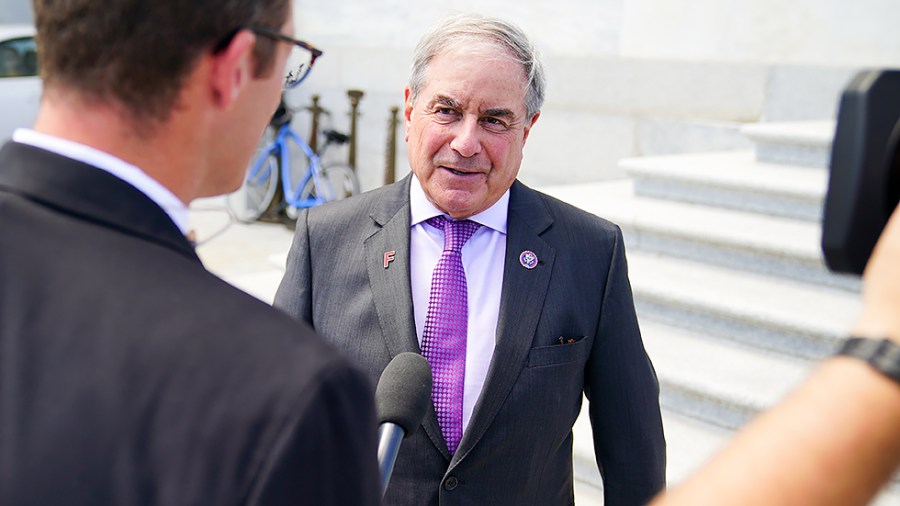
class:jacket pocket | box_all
[526,335,588,368]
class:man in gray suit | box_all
[275,13,665,506]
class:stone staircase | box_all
[548,120,900,504]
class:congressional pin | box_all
[519,250,538,269]
[384,251,396,269]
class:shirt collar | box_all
[409,173,509,234]
[12,128,190,234]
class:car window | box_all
[0,37,38,78]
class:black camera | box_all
[822,69,900,275]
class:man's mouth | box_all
[441,166,480,176]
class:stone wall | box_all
[288,0,900,188]
[4,0,899,186]
[283,52,863,187]
[618,0,900,67]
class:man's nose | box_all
[449,117,482,158]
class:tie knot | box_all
[427,216,481,252]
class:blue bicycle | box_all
[227,99,360,223]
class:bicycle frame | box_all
[246,122,331,210]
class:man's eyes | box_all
[430,107,510,130]
[481,117,509,130]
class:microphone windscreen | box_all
[375,352,432,437]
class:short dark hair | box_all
[32,0,290,123]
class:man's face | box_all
[404,47,539,219]
[214,18,294,196]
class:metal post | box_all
[347,89,365,170]
[385,106,399,185]
[306,94,323,153]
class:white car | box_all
[0,24,40,142]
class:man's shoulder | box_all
[305,177,409,224]
[148,270,370,405]
[513,181,623,238]
[166,267,328,352]
[63,237,361,393]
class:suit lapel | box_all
[452,181,556,466]
[0,142,199,262]
[364,176,420,358]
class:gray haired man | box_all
[276,13,666,505]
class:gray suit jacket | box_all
[274,175,665,506]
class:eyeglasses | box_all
[248,25,323,89]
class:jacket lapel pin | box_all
[519,250,538,269]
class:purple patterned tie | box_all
[422,216,481,455]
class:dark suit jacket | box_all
[274,175,666,506]
[0,142,379,506]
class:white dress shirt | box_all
[409,175,508,434]
[12,128,190,234]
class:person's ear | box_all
[522,111,540,144]
[403,86,414,142]
[209,30,257,109]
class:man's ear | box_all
[522,111,540,144]
[403,86,414,142]
[209,30,257,110]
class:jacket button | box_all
[443,476,459,490]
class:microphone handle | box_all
[377,423,405,498]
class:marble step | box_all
[574,320,899,504]
[741,120,835,168]
[573,406,732,498]
[644,320,900,501]
[612,193,858,292]
[622,151,827,222]
[641,321,812,430]
[627,252,861,360]
[539,180,858,292]
[574,387,900,505]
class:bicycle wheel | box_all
[291,164,358,210]
[321,163,360,200]
[286,170,330,221]
[227,151,280,223]
[286,164,349,221]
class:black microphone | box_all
[375,352,432,498]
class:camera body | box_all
[822,70,900,275]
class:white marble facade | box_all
[3,0,899,185]
[281,0,900,187]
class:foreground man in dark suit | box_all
[275,13,666,505]
[0,1,378,504]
